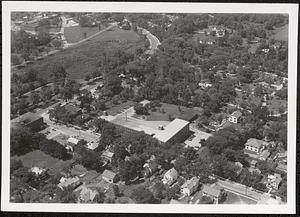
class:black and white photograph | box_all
[1,1,298,214]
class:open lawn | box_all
[11,27,145,81]
[223,191,257,204]
[64,26,100,43]
[106,101,135,116]
[13,150,74,174]
[272,24,288,42]
[136,103,201,122]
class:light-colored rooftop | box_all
[154,119,189,143]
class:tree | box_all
[55,186,77,203]
[152,181,166,200]
[11,54,21,65]
[134,103,149,115]
[130,186,155,204]
[228,33,243,47]
[52,39,62,49]
[165,185,180,200]
[30,92,40,105]
[51,64,67,82]
[256,160,276,175]
[60,79,80,101]
[10,159,23,173]
[10,127,34,156]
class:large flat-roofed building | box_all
[105,112,189,145]
[154,118,190,144]
[11,112,44,132]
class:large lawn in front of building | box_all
[136,103,201,122]
[13,150,74,173]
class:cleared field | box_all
[13,150,74,173]
[11,27,145,81]
[139,103,200,122]
[272,24,288,41]
[64,26,100,43]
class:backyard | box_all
[134,103,201,122]
[12,150,74,174]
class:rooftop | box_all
[154,119,189,143]
[202,185,221,198]
[181,177,199,190]
[245,138,266,149]
[58,176,80,189]
[102,169,117,180]
[68,137,79,145]
[230,111,242,119]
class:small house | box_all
[228,111,242,124]
[74,185,98,203]
[101,150,115,163]
[234,162,243,176]
[202,185,221,204]
[244,138,267,157]
[102,169,118,183]
[31,166,46,175]
[276,163,287,173]
[259,150,271,161]
[143,160,159,178]
[266,173,282,190]
[58,176,81,190]
[181,176,200,196]
[162,168,178,185]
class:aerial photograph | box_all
[9,11,289,205]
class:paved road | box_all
[138,27,161,55]
[41,111,100,143]
[214,177,263,202]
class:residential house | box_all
[202,185,221,204]
[162,168,178,185]
[74,185,98,203]
[250,159,257,168]
[70,164,88,177]
[228,111,242,124]
[31,166,46,175]
[143,159,159,178]
[259,150,271,161]
[66,137,79,152]
[102,169,118,183]
[244,138,268,158]
[180,177,200,196]
[198,81,212,89]
[101,150,115,163]
[58,176,81,190]
[266,173,282,190]
[276,163,287,173]
[234,162,243,176]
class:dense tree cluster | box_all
[11,126,71,160]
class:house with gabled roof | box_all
[162,168,178,185]
[244,138,268,158]
[202,185,222,204]
[181,176,199,196]
[228,111,242,124]
[102,169,118,183]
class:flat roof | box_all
[154,119,190,143]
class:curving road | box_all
[137,27,161,55]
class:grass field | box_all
[13,150,74,173]
[136,103,200,122]
[272,24,288,41]
[223,191,257,204]
[64,26,100,43]
[12,27,145,81]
